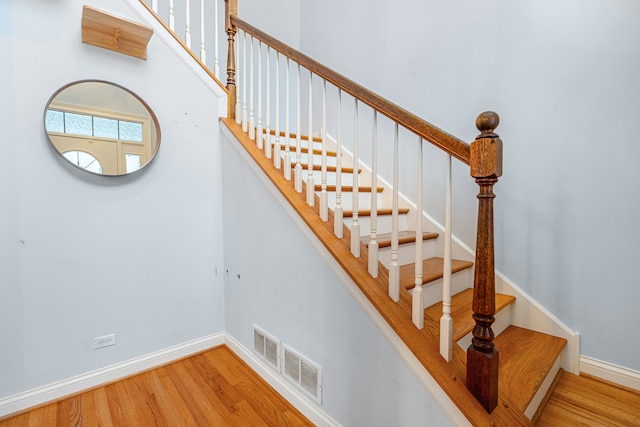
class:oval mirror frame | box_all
[44,80,161,176]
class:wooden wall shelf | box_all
[82,5,153,60]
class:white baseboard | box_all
[0,333,225,418]
[223,334,341,427]
[580,356,640,392]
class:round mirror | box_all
[44,80,160,176]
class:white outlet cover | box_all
[94,333,116,349]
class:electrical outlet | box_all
[94,333,116,349]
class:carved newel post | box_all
[225,0,237,120]
[467,111,503,413]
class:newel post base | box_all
[467,314,499,413]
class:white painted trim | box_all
[221,126,471,426]
[224,334,341,427]
[581,356,640,392]
[121,0,228,116]
[0,334,225,418]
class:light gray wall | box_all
[298,0,640,370]
[239,0,300,49]
[0,0,225,398]
[221,137,453,427]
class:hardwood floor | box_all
[0,346,313,426]
[536,371,640,426]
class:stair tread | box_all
[314,184,384,193]
[343,208,410,218]
[361,230,439,248]
[400,257,474,289]
[496,325,567,412]
[425,288,516,342]
[291,162,361,173]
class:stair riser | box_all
[301,165,382,183]
[324,192,383,212]
[302,171,357,187]
[343,214,409,237]
[417,269,474,308]
[377,239,438,267]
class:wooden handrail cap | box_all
[476,111,500,138]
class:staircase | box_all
[221,118,568,425]
[138,0,580,424]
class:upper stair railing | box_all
[141,0,503,414]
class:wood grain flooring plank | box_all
[68,395,82,427]
[90,387,114,427]
[165,361,231,426]
[104,381,140,426]
[151,367,200,427]
[80,389,99,426]
[539,373,640,427]
[0,346,312,426]
[56,399,71,427]
[189,353,243,416]
[122,374,168,427]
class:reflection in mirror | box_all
[44,80,160,176]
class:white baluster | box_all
[168,0,175,31]
[264,47,272,158]
[284,58,292,180]
[274,52,281,169]
[333,89,343,238]
[350,99,360,257]
[306,71,315,206]
[412,137,424,329]
[368,111,378,277]
[256,41,263,149]
[440,154,453,361]
[151,0,158,13]
[319,80,328,221]
[294,63,302,193]
[199,0,206,64]
[249,35,255,140]
[234,30,241,124]
[185,0,191,49]
[388,123,400,301]
[213,0,219,78]
[241,31,248,132]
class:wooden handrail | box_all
[229,15,471,165]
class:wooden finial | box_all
[476,111,499,139]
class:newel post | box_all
[225,0,237,120]
[466,111,503,413]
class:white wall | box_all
[297,0,640,371]
[221,136,453,426]
[0,0,225,398]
